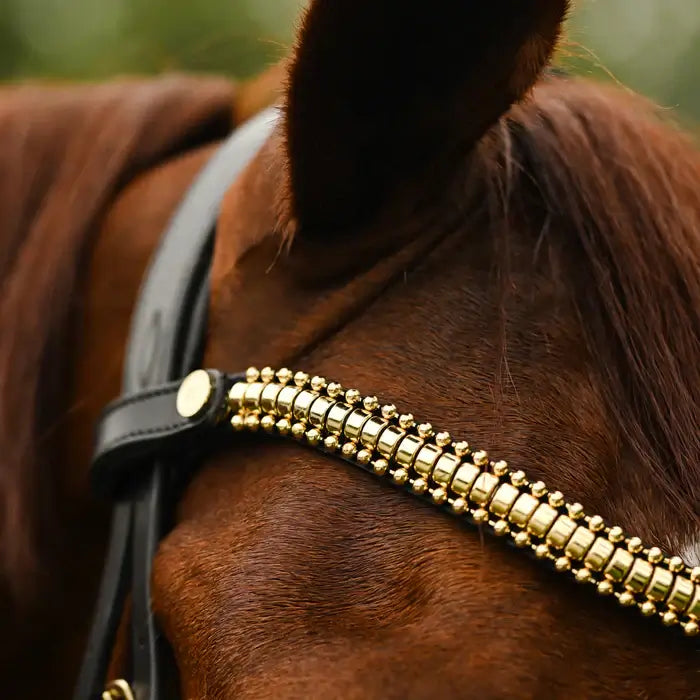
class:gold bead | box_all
[356,449,372,465]
[363,396,379,411]
[588,515,605,532]
[568,503,585,520]
[691,567,700,583]
[373,459,389,476]
[473,508,489,524]
[294,371,310,387]
[310,376,326,392]
[511,470,527,487]
[393,469,409,485]
[230,414,245,431]
[276,418,291,435]
[535,544,550,559]
[662,611,678,627]
[684,621,699,637]
[276,368,293,384]
[608,526,625,543]
[514,532,530,548]
[327,382,344,398]
[344,388,360,404]
[412,478,428,495]
[597,580,614,596]
[618,592,636,607]
[668,556,685,573]
[555,557,571,572]
[306,428,321,446]
[493,520,510,537]
[531,481,547,498]
[493,460,509,477]
[548,491,565,508]
[575,568,592,584]
[435,431,452,447]
[432,488,448,505]
[244,414,260,431]
[417,423,434,439]
[381,404,397,420]
[260,367,275,383]
[341,442,357,457]
[640,601,656,617]
[455,441,471,458]
[245,367,260,383]
[291,422,306,439]
[627,537,643,554]
[472,450,489,466]
[452,498,467,514]
[398,414,415,429]
[260,415,276,432]
[324,435,339,451]
[647,547,664,564]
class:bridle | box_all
[75,107,699,700]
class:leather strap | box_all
[75,107,279,700]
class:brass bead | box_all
[647,547,664,564]
[597,580,614,596]
[454,441,471,458]
[452,498,467,514]
[608,526,625,543]
[548,491,565,508]
[627,537,643,554]
[373,459,389,476]
[291,422,306,439]
[588,515,605,532]
[276,418,291,435]
[618,591,636,607]
[276,368,293,384]
[345,388,361,404]
[412,478,428,495]
[294,371,310,388]
[684,621,699,637]
[690,567,700,583]
[575,568,592,584]
[381,404,397,420]
[640,601,656,617]
[432,488,448,505]
[310,376,326,392]
[417,423,434,439]
[662,611,678,627]
[260,415,276,432]
[514,532,531,548]
[535,544,550,559]
[393,469,409,486]
[327,382,344,398]
[363,396,379,412]
[245,367,260,383]
[472,450,489,467]
[668,556,685,573]
[493,520,510,537]
[341,442,357,457]
[473,508,489,524]
[324,435,339,451]
[398,413,415,429]
[356,449,372,465]
[435,431,452,448]
[511,471,527,487]
[493,460,509,477]
[531,481,547,498]
[260,367,275,383]
[306,429,321,446]
[555,557,571,572]
[568,503,585,520]
[230,414,245,431]
[244,413,260,431]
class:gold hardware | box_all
[360,416,388,449]
[432,453,460,487]
[376,425,405,459]
[103,680,135,700]
[176,370,214,419]
[489,484,520,518]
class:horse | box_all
[1,0,699,697]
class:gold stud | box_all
[399,414,415,429]
[176,370,214,419]
[535,544,550,559]
[494,520,510,537]
[648,547,664,564]
[473,508,489,524]
[452,498,467,514]
[597,580,614,596]
[231,414,245,431]
[412,478,428,495]
[244,414,260,431]
[555,557,571,572]
[662,611,678,627]
[291,422,306,439]
[327,382,344,398]
[324,435,339,451]
[361,396,378,412]
[356,449,372,465]
[588,515,605,532]
[345,388,361,404]
[618,591,636,607]
[306,428,321,446]
[472,450,489,467]
[373,459,389,476]
[276,368,293,384]
[608,526,625,543]
[531,481,547,498]
[627,537,643,554]
[511,471,527,487]
[684,621,699,637]
[294,371,309,387]
[393,469,409,486]
[310,376,326,392]
[548,491,565,508]
[514,531,530,548]
[260,415,276,432]
[260,367,275,383]
[668,556,685,573]
[381,404,397,420]
[455,441,471,458]
[246,367,260,383]
[341,442,357,457]
[493,460,509,477]
[575,568,592,584]
[640,601,656,617]
[417,423,434,439]
[568,503,585,520]
[691,567,700,583]
[276,418,291,435]
[435,431,452,448]
[432,488,448,505]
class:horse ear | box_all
[283,0,569,235]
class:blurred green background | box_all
[1,0,698,122]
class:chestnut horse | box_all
[2,1,699,698]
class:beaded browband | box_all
[176,366,700,637]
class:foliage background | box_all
[1,0,698,122]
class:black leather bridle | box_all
[74,107,279,700]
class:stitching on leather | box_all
[100,420,194,453]
[109,385,177,410]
